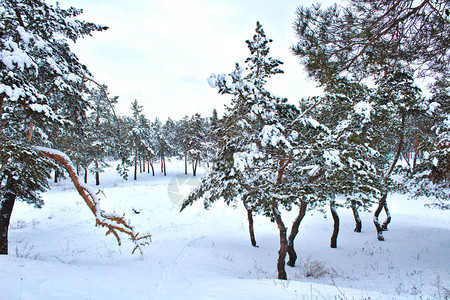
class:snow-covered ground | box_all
[1,160,449,300]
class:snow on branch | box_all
[34,146,151,255]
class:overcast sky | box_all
[56,0,335,120]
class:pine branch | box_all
[34,146,151,255]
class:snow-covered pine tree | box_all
[409,77,450,209]
[187,113,208,176]
[86,85,118,185]
[181,21,325,280]
[130,100,144,180]
[176,115,192,175]
[0,0,149,255]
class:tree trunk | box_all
[147,159,150,174]
[373,111,404,241]
[84,166,88,184]
[163,155,166,176]
[243,198,257,247]
[374,193,387,241]
[54,169,58,183]
[287,201,307,267]
[95,160,100,186]
[382,202,391,231]
[192,157,198,176]
[351,200,362,232]
[142,157,145,173]
[185,152,188,175]
[150,162,155,176]
[330,200,339,248]
[272,204,288,280]
[0,177,17,255]
[139,154,143,174]
[134,150,138,181]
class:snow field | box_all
[1,160,449,299]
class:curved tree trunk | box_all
[287,201,307,267]
[150,162,155,176]
[381,201,392,230]
[243,197,257,247]
[0,177,17,255]
[374,193,387,241]
[272,203,288,280]
[330,200,339,248]
[351,200,362,232]
[374,111,405,241]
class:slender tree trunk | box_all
[163,155,166,176]
[192,157,198,176]
[287,201,307,267]
[95,160,100,186]
[139,154,143,174]
[330,200,339,248]
[272,203,288,280]
[147,159,150,174]
[243,198,257,247]
[374,193,387,241]
[150,162,155,176]
[185,151,188,175]
[84,166,88,184]
[76,164,80,176]
[134,150,138,181]
[1,177,17,255]
[351,200,362,232]
[381,202,391,231]
[54,169,58,183]
[142,156,145,173]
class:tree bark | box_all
[287,201,307,267]
[243,197,257,247]
[0,177,16,255]
[272,203,288,280]
[351,200,362,232]
[192,157,198,176]
[330,200,339,248]
[84,166,88,184]
[134,150,138,181]
[163,155,166,176]
[150,162,155,176]
[54,169,58,183]
[185,151,188,175]
[95,160,100,186]
[36,146,151,254]
[374,193,387,241]
[381,202,391,231]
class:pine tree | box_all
[0,0,149,255]
[292,0,450,82]
[410,78,450,209]
[182,21,314,280]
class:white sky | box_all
[55,0,335,120]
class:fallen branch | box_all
[35,146,151,255]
